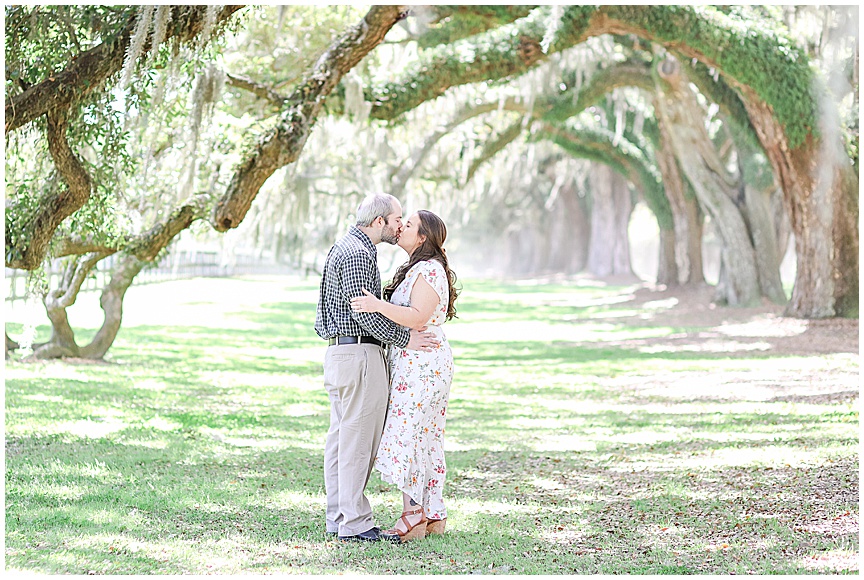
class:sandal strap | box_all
[397,507,426,534]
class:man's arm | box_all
[351,275,438,330]
[338,252,411,347]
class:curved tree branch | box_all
[52,235,121,258]
[225,72,287,107]
[212,5,408,232]
[5,5,244,134]
[466,120,526,184]
[413,5,537,48]
[6,5,244,272]
[7,109,94,270]
[390,99,529,196]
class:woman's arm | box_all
[351,274,438,330]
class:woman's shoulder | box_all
[408,258,442,271]
[413,259,445,275]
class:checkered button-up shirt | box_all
[314,226,410,348]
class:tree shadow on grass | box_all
[445,449,858,574]
[6,283,857,573]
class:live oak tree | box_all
[5,5,858,361]
[652,53,786,306]
[5,5,243,358]
[359,5,858,318]
[6,5,410,359]
[5,5,244,271]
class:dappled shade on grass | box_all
[5,277,858,574]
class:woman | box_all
[350,209,458,543]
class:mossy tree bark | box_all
[604,7,858,316]
[655,111,704,286]
[548,181,591,275]
[13,108,97,272]
[412,6,537,49]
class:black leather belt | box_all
[328,336,382,347]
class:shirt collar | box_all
[348,225,377,256]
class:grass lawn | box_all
[4,276,859,574]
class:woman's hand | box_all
[350,288,382,313]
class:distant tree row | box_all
[5,5,858,360]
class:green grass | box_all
[5,276,859,574]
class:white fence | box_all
[5,250,300,305]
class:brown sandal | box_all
[381,507,427,543]
[426,518,446,535]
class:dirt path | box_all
[627,284,858,357]
[574,284,860,405]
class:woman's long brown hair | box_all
[383,210,459,320]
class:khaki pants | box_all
[322,343,389,536]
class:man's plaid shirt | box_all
[314,226,410,348]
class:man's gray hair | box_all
[356,193,398,227]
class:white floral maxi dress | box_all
[374,259,454,520]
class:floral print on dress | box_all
[375,259,453,521]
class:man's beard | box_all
[381,224,399,245]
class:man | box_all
[314,192,437,542]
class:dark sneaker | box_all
[379,529,402,543]
[338,526,381,542]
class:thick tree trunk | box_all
[564,183,591,274]
[741,98,858,317]
[771,188,792,260]
[654,56,765,306]
[831,164,859,316]
[546,182,590,274]
[610,171,636,278]
[656,228,678,287]
[684,192,705,285]
[742,185,786,303]
[78,256,146,359]
[587,165,635,279]
[714,253,732,305]
[31,252,112,359]
[654,112,704,286]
